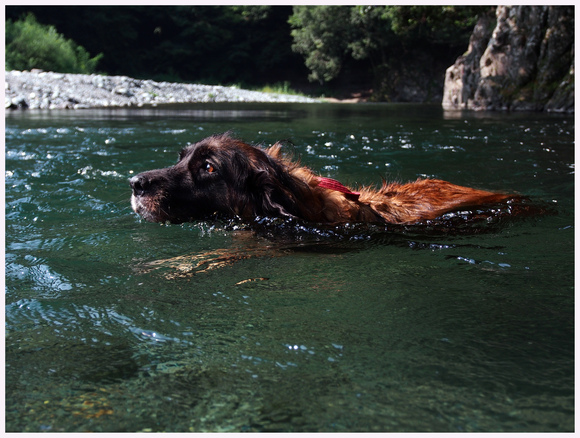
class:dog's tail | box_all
[360,178,536,224]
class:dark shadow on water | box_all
[225,196,555,244]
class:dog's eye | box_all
[205,162,216,174]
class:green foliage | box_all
[289,6,354,83]
[229,5,271,21]
[5,13,102,73]
[259,81,306,96]
[383,6,484,42]
[289,5,487,84]
[5,6,305,86]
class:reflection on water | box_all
[5,103,309,122]
[5,103,574,432]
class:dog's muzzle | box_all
[129,173,162,221]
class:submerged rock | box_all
[443,6,574,112]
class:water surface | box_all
[5,103,574,432]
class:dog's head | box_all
[130,133,307,223]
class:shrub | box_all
[5,13,103,74]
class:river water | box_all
[5,103,574,432]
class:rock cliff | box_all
[443,6,574,112]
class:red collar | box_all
[316,177,360,200]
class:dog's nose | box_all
[130,174,149,196]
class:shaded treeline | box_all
[6,5,489,100]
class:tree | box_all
[289,6,355,83]
[5,6,306,86]
[5,13,102,73]
[289,5,487,97]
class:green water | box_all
[5,103,574,432]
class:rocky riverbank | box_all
[5,70,320,110]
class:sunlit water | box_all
[5,103,574,432]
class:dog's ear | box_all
[243,150,307,219]
[250,168,300,218]
[265,143,283,160]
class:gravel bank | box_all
[5,70,320,110]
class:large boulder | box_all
[443,6,574,112]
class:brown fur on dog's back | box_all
[130,133,520,225]
[360,179,513,224]
[266,143,514,225]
